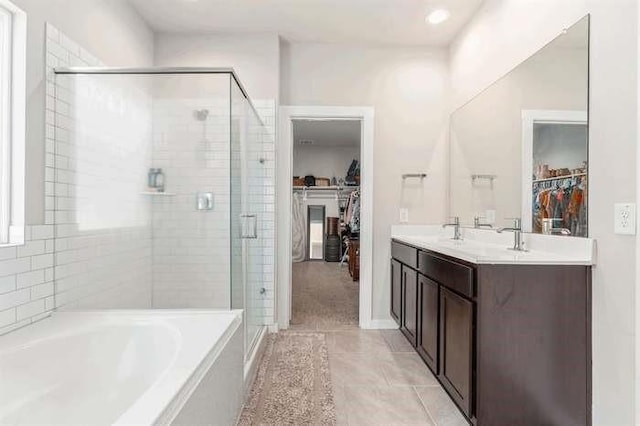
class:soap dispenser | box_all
[148,168,158,190]
[155,169,165,192]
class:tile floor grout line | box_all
[379,355,393,387]
[413,385,439,426]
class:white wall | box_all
[637,4,640,422]
[10,0,154,225]
[154,33,280,102]
[281,42,449,321]
[533,124,588,169]
[450,0,638,423]
[293,145,360,180]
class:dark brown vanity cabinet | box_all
[400,266,418,346]
[439,286,474,417]
[390,244,418,345]
[391,239,592,426]
[390,259,402,324]
[417,274,438,373]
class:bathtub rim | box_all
[115,309,243,425]
[0,309,244,426]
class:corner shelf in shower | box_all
[140,191,176,196]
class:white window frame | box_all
[0,0,25,247]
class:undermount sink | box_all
[434,238,523,257]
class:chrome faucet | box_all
[474,216,493,229]
[542,218,571,236]
[443,216,462,240]
[497,218,526,251]
[549,228,572,236]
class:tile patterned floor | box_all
[326,329,469,426]
[290,261,468,425]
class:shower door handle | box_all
[241,214,258,239]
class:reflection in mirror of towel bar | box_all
[471,174,497,182]
[401,174,427,180]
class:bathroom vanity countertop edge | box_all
[391,234,595,266]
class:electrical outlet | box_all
[399,208,409,223]
[485,209,496,224]
[614,203,636,235]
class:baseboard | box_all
[367,319,400,330]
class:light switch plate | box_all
[485,209,496,224]
[399,208,409,223]
[614,203,636,235]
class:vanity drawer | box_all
[392,241,418,269]
[418,251,475,298]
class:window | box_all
[0,0,25,246]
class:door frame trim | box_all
[277,105,375,329]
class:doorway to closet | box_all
[290,119,362,329]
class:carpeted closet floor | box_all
[291,261,359,329]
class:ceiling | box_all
[292,120,361,148]
[128,0,483,47]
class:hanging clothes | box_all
[292,192,307,263]
[532,176,587,237]
[345,189,361,234]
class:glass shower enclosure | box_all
[51,68,268,357]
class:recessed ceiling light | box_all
[426,9,450,25]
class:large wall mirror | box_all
[449,15,590,237]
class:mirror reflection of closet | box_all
[307,205,326,260]
[448,15,590,237]
[523,112,588,237]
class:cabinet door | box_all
[390,259,402,325]
[401,266,418,346]
[439,287,474,417]
[418,274,439,374]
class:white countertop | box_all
[391,225,596,266]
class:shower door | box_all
[230,78,266,357]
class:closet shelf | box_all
[532,173,587,184]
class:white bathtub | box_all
[0,310,244,425]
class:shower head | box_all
[195,109,209,121]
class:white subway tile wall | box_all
[0,225,56,334]
[0,24,276,335]
[150,97,232,308]
[247,100,276,329]
[46,24,154,313]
